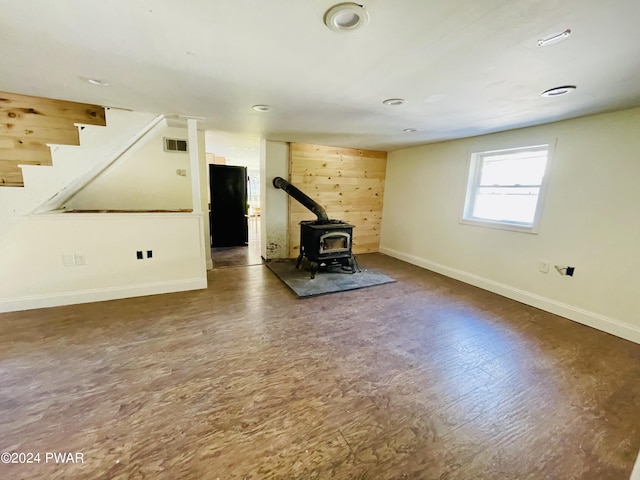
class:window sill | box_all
[460,217,540,234]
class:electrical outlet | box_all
[554,265,575,276]
[74,254,86,266]
[538,260,550,273]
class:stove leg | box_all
[295,254,303,269]
[351,255,360,273]
[309,261,319,279]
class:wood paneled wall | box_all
[0,91,106,187]
[288,143,387,257]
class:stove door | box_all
[319,232,351,255]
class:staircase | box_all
[0,91,106,186]
[0,91,163,238]
[0,92,208,312]
[28,109,163,213]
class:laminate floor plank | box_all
[0,253,639,479]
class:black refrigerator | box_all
[209,164,248,247]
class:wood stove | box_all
[298,219,355,278]
[273,177,357,279]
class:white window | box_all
[462,143,552,233]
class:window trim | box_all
[461,140,555,234]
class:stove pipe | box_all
[272,176,329,222]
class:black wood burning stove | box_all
[273,177,357,279]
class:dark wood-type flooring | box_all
[211,243,262,268]
[1,253,639,479]
[211,216,262,268]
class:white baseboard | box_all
[379,246,640,345]
[0,277,207,313]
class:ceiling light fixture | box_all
[541,85,577,97]
[324,3,369,33]
[382,98,407,106]
[403,128,417,133]
[537,29,572,47]
[252,105,271,112]
[84,78,109,86]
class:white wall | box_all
[631,451,640,480]
[0,213,206,312]
[0,113,211,313]
[64,125,192,211]
[381,107,640,344]
[260,140,289,259]
[61,120,212,269]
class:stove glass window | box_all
[320,232,350,253]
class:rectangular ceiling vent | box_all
[164,137,188,153]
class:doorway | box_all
[205,131,262,269]
[209,167,262,268]
[210,215,262,268]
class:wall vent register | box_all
[164,137,188,153]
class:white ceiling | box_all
[1,0,640,153]
[204,130,261,171]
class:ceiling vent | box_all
[164,137,188,153]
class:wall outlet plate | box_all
[538,260,550,273]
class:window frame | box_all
[461,141,555,234]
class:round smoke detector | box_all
[324,3,369,33]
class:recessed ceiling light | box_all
[403,128,417,133]
[84,78,109,86]
[324,3,369,33]
[252,105,271,112]
[537,29,572,47]
[383,98,407,106]
[541,85,577,97]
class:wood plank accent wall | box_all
[0,91,106,187]
[288,143,387,257]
